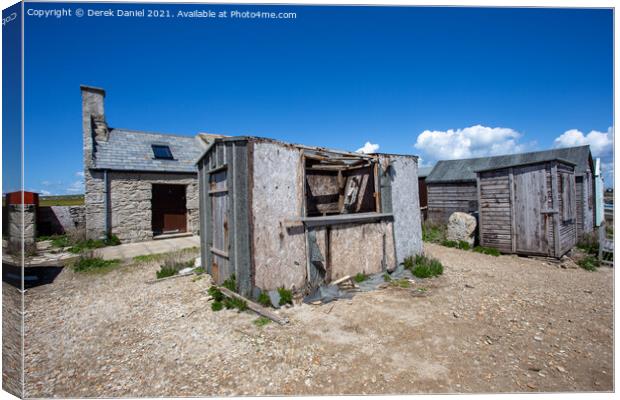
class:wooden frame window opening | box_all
[304,153,379,217]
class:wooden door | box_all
[513,165,551,255]
[152,184,187,235]
[209,169,230,284]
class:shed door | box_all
[513,166,551,255]
[209,170,230,284]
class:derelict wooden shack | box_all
[425,146,595,239]
[196,136,423,297]
[476,159,577,257]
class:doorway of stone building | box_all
[151,184,187,236]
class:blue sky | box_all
[18,4,613,195]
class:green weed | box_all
[422,223,446,243]
[473,246,501,257]
[354,273,368,283]
[257,292,272,307]
[407,254,444,278]
[208,286,225,302]
[156,266,178,279]
[253,316,271,327]
[578,255,599,271]
[222,274,237,292]
[133,253,164,263]
[576,233,599,255]
[391,278,410,288]
[277,287,293,306]
[72,257,120,273]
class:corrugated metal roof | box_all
[426,145,593,183]
[92,128,206,173]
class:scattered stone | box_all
[534,336,543,342]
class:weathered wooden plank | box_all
[219,287,289,325]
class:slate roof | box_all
[92,128,207,173]
[426,145,593,184]
[417,167,434,178]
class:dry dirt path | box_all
[23,243,613,397]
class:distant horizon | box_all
[10,3,614,194]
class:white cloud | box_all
[356,141,380,154]
[414,125,529,162]
[553,127,613,158]
[66,180,84,194]
[40,190,52,196]
[554,127,614,185]
[75,171,85,178]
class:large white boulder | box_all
[446,212,477,246]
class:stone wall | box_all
[86,170,198,243]
[8,204,36,255]
[37,206,85,236]
[85,169,107,240]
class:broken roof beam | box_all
[300,146,375,160]
[301,212,393,227]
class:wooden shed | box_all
[196,136,423,298]
[425,145,595,238]
[476,159,577,257]
[417,166,433,222]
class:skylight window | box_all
[152,145,173,160]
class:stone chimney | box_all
[81,85,108,144]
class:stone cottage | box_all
[81,85,213,243]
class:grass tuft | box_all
[473,246,501,257]
[133,253,164,263]
[405,254,444,279]
[257,292,272,307]
[209,285,247,312]
[383,273,392,282]
[277,287,293,306]
[72,256,120,273]
[222,274,237,292]
[253,316,271,327]
[441,240,471,250]
[578,255,599,271]
[354,272,368,283]
[156,266,178,279]
[391,278,411,288]
[576,232,599,255]
[422,222,447,243]
[155,252,194,279]
[224,297,248,312]
[208,286,225,302]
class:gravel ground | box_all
[23,243,613,397]
[3,282,23,397]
